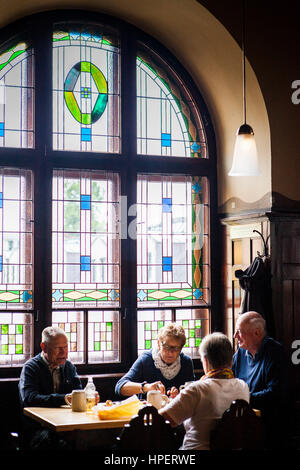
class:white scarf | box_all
[152,347,181,380]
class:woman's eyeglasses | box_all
[161,342,182,352]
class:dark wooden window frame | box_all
[0,10,221,378]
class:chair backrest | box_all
[116,405,178,451]
[210,399,265,450]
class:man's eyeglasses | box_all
[161,342,182,352]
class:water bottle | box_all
[85,377,97,412]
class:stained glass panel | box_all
[137,174,209,307]
[52,169,120,308]
[0,312,33,365]
[137,308,209,358]
[136,49,207,158]
[137,309,172,354]
[88,310,120,363]
[52,310,84,363]
[0,42,34,148]
[175,309,210,358]
[52,29,120,152]
[0,168,33,310]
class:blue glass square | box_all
[80,255,91,271]
[0,192,3,209]
[162,198,172,213]
[0,123,4,137]
[161,133,171,147]
[81,128,91,142]
[0,255,2,272]
[162,256,172,272]
[80,194,91,210]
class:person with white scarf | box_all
[115,323,195,399]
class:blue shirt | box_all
[232,336,287,411]
[115,350,195,398]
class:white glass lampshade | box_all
[228,124,260,176]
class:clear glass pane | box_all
[0,43,34,148]
[52,310,84,364]
[52,169,120,308]
[0,168,33,310]
[52,29,120,153]
[0,312,33,366]
[88,310,120,363]
[136,47,207,158]
[137,174,209,307]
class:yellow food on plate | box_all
[105,400,113,406]
[97,395,143,420]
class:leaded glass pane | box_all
[0,312,33,366]
[52,169,120,308]
[52,29,120,152]
[137,308,209,358]
[137,309,172,355]
[88,310,120,363]
[0,168,33,310]
[137,174,209,307]
[175,309,210,358]
[137,48,207,158]
[0,42,34,148]
[52,310,84,363]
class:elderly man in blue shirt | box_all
[232,311,289,448]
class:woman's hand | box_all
[147,381,166,395]
[167,386,179,399]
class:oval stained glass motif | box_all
[64,61,108,125]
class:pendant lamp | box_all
[228,0,260,176]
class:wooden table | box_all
[24,406,131,432]
[23,406,132,449]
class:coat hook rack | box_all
[253,229,270,258]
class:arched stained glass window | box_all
[0,11,218,372]
[0,42,34,148]
[52,28,120,152]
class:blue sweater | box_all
[115,350,195,398]
[232,336,287,411]
[19,353,82,408]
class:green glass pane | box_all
[1,324,8,334]
[15,344,23,354]
[195,338,201,347]
[106,322,112,331]
[145,322,151,331]
[145,339,152,350]
[94,341,100,351]
[195,320,201,328]
[189,329,195,338]
[151,331,157,339]
[182,320,189,329]
[158,321,164,329]
[16,324,23,334]
[1,344,8,354]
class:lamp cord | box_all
[242,0,246,125]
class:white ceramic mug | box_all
[147,390,169,410]
[65,389,87,412]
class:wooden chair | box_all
[116,405,178,451]
[210,399,265,450]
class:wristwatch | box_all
[141,381,147,393]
